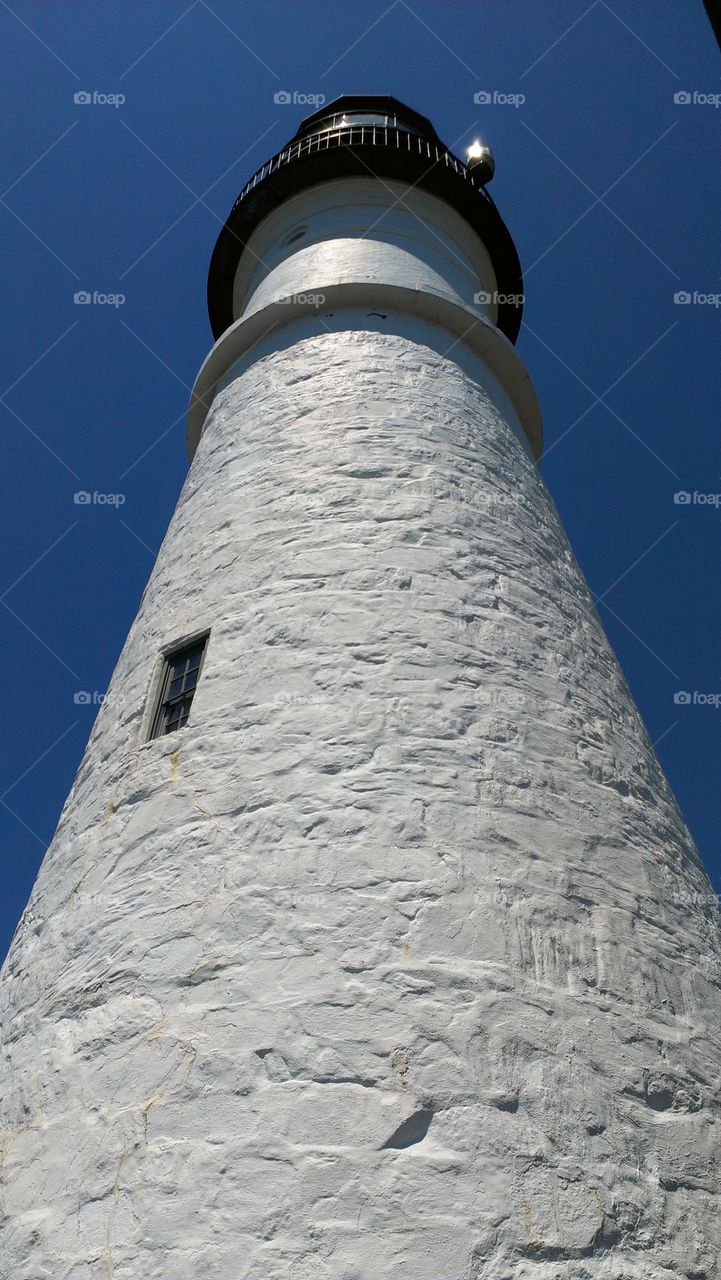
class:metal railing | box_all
[230,125,492,216]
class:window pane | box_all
[149,634,208,740]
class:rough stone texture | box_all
[1,321,720,1279]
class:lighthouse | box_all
[1,95,720,1278]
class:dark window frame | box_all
[148,633,209,740]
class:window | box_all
[149,635,208,739]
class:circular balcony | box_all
[207,95,524,344]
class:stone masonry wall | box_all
[1,324,720,1280]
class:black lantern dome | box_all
[207,95,523,343]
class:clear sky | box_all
[1,1,719,962]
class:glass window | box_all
[149,634,209,740]
[315,112,396,132]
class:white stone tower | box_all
[1,96,720,1280]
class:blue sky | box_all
[1,0,719,961]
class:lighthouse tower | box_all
[1,97,720,1279]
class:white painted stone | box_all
[232,179,499,322]
[1,171,720,1280]
[188,292,543,462]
